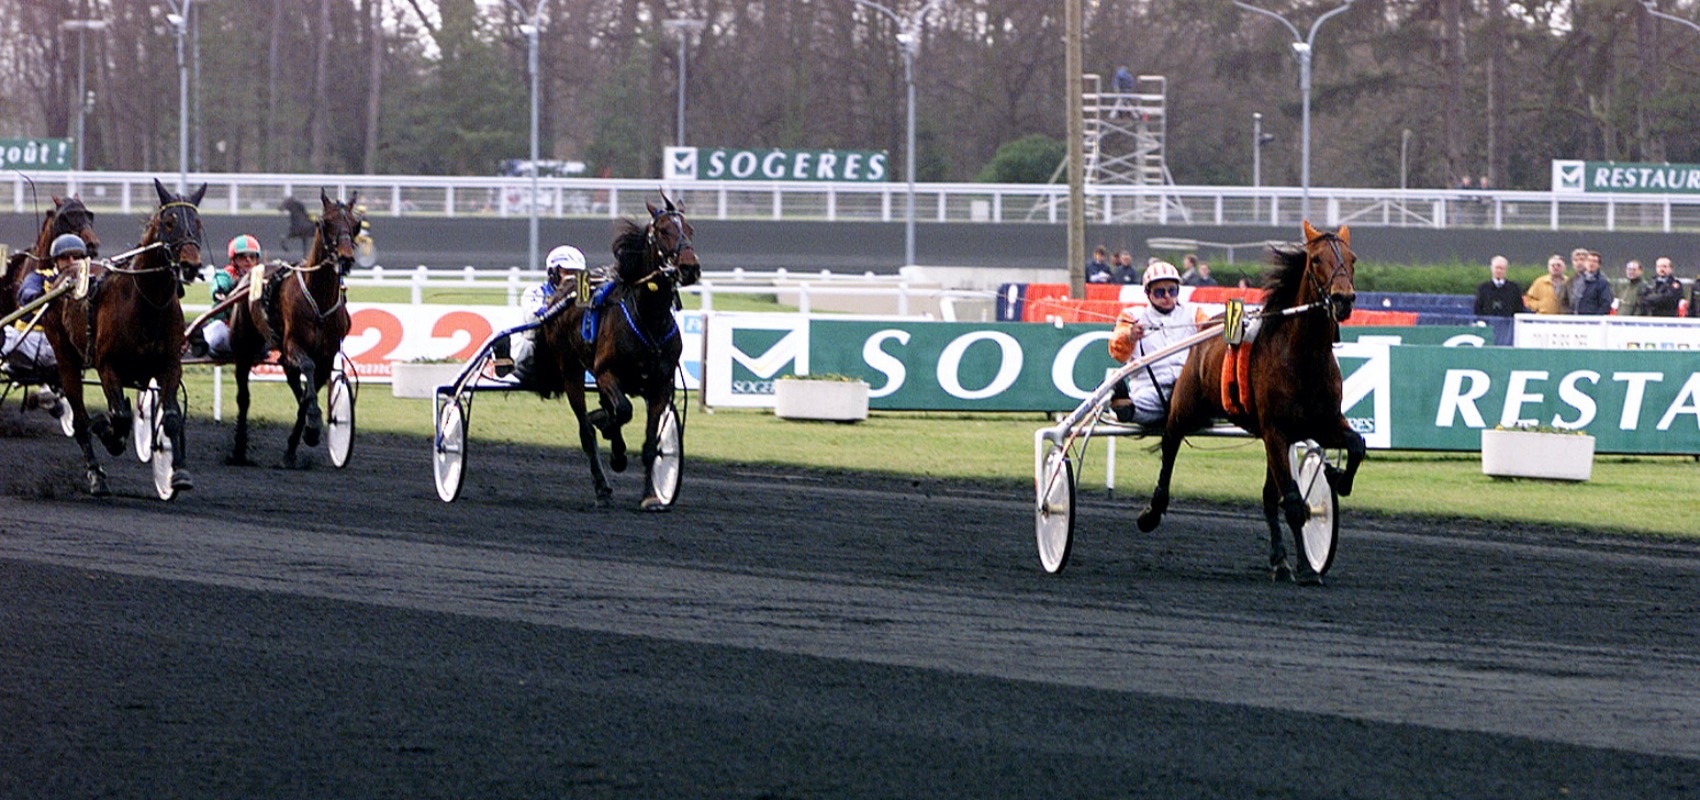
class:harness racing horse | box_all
[39,179,205,496]
[227,190,360,467]
[533,194,700,509]
[1136,221,1366,584]
[278,196,314,255]
[1,195,100,320]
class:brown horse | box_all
[2,195,100,320]
[532,194,700,509]
[1136,221,1366,584]
[226,190,360,467]
[39,179,204,496]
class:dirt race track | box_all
[2,409,1698,799]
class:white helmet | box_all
[545,244,585,274]
[1142,260,1181,288]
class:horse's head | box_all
[151,178,207,283]
[646,192,699,287]
[50,195,100,258]
[317,189,361,277]
[1301,220,1356,321]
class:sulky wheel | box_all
[150,398,175,501]
[1035,443,1076,574]
[1291,439,1339,578]
[133,382,158,463]
[325,371,355,469]
[433,394,469,503]
[647,401,683,509]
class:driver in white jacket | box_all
[1108,260,1196,425]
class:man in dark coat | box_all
[1473,255,1523,317]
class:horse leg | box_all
[90,368,130,457]
[1136,429,1185,532]
[1266,435,1321,586]
[1262,471,1291,581]
[298,354,324,448]
[587,375,631,473]
[565,380,612,505]
[157,368,192,492]
[58,363,107,495]
[281,362,310,468]
[638,396,667,512]
[1319,424,1367,498]
[228,360,255,466]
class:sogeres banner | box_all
[702,314,1700,453]
[664,146,888,182]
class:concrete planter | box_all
[391,362,464,399]
[1481,429,1595,481]
[773,379,869,422]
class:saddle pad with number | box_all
[579,281,618,344]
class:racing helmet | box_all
[545,245,586,276]
[1142,260,1181,289]
[227,234,263,261]
[50,233,88,260]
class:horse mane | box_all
[1261,237,1327,315]
[611,219,650,282]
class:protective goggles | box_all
[1147,285,1179,299]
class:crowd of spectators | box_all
[1473,248,1697,318]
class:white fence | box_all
[13,170,1700,232]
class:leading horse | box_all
[39,179,204,496]
[1136,221,1366,584]
[533,194,700,509]
[227,190,360,466]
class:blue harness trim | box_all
[617,299,679,352]
[580,282,617,343]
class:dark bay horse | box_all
[227,190,360,466]
[278,196,314,255]
[39,179,204,496]
[2,195,100,320]
[533,194,700,509]
[1136,221,1366,584]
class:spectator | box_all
[1112,250,1140,284]
[1085,246,1114,284]
[1560,247,1591,313]
[1184,261,1218,287]
[1571,251,1614,315]
[1643,257,1683,317]
[1110,66,1135,119]
[1473,255,1522,317]
[1615,259,1648,316]
[1178,254,1199,283]
[1524,254,1569,314]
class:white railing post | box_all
[392,185,402,217]
[445,186,455,217]
[507,267,522,305]
[412,265,428,304]
[699,281,713,311]
[898,281,910,316]
[798,283,810,315]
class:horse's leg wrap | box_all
[1281,487,1308,532]
[162,408,194,490]
[72,417,110,497]
[1326,430,1367,498]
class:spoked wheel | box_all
[150,397,176,501]
[133,382,159,463]
[1035,443,1076,574]
[647,402,683,509]
[325,371,355,468]
[433,393,469,503]
[1290,439,1339,577]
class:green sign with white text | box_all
[0,138,73,171]
[1551,159,1700,194]
[664,146,888,182]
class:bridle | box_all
[647,210,693,270]
[1303,233,1354,323]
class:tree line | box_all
[2,0,1698,190]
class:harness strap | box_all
[616,298,678,352]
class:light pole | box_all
[663,18,705,148]
[506,0,548,272]
[165,0,196,193]
[60,19,106,173]
[1399,128,1411,191]
[849,0,944,268]
[1233,0,1355,223]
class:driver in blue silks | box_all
[505,244,586,384]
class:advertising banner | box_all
[1551,159,1700,194]
[0,138,73,171]
[703,314,1700,453]
[1513,314,1700,350]
[664,146,888,182]
[318,304,702,389]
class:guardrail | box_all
[180,266,1001,322]
[14,170,1700,233]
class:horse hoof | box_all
[1269,559,1294,582]
[1296,567,1324,587]
[640,496,670,512]
[1324,464,1354,497]
[303,424,321,448]
[1135,508,1161,532]
[86,470,110,497]
[100,434,125,457]
[170,470,195,492]
[610,451,628,473]
[225,454,254,467]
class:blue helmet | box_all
[50,233,88,260]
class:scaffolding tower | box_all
[1030,73,1190,224]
